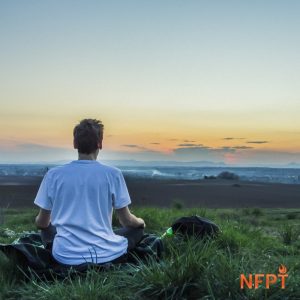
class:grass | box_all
[279,225,300,245]
[0,207,300,300]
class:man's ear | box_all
[98,139,103,150]
[73,139,78,149]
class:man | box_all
[34,118,145,266]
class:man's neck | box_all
[78,152,98,161]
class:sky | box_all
[0,0,300,165]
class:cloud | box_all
[121,144,160,151]
[122,144,140,148]
[172,144,256,162]
[101,149,169,161]
[215,146,253,151]
[176,145,212,150]
[121,144,147,150]
[150,142,160,145]
[168,139,178,141]
[231,146,253,150]
[217,147,236,153]
[17,143,63,150]
[246,140,269,144]
[1,140,299,166]
[175,145,241,153]
[183,140,196,142]
[223,137,245,140]
[229,150,300,165]
[177,143,203,147]
[171,145,300,165]
[0,142,75,163]
[4,143,71,153]
[173,146,231,161]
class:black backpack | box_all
[171,215,220,238]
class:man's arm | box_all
[35,208,51,229]
[115,206,145,228]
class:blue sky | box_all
[0,1,300,165]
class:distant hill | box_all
[286,162,300,168]
[102,160,227,167]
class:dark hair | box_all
[73,119,104,154]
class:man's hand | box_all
[136,217,146,229]
[35,208,51,229]
[115,206,146,229]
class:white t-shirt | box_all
[34,160,131,265]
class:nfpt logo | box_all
[240,265,288,289]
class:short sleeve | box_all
[112,170,131,209]
[34,172,53,210]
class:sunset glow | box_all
[0,1,300,165]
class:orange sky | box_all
[0,1,300,165]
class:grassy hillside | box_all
[0,207,299,300]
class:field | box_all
[0,207,300,300]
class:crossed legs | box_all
[41,224,144,252]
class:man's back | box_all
[34,160,131,265]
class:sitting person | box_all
[34,118,145,267]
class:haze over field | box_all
[0,1,300,166]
